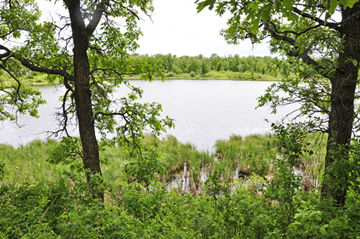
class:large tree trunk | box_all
[67,0,104,201]
[321,3,360,205]
[321,70,357,205]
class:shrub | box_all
[166,71,175,77]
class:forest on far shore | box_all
[133,53,292,80]
[0,54,293,86]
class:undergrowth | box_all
[1,133,359,238]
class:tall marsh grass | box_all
[0,133,327,192]
[215,134,276,178]
[0,140,67,187]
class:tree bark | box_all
[321,3,360,205]
[67,0,104,201]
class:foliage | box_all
[196,0,360,205]
[215,134,275,177]
[321,138,360,202]
[0,135,360,237]
[125,148,165,190]
[1,0,175,201]
[0,0,46,122]
[136,53,292,80]
[288,200,329,238]
[5,54,295,83]
[1,170,360,238]
[47,137,84,172]
[263,123,309,226]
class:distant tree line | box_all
[0,54,292,81]
[132,53,292,77]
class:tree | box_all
[200,59,211,74]
[188,57,200,73]
[197,0,360,205]
[0,0,173,201]
[0,0,45,123]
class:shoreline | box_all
[1,71,281,87]
[127,77,280,81]
[3,76,279,87]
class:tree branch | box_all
[86,0,109,36]
[271,23,323,38]
[264,22,328,78]
[292,7,340,31]
[18,57,74,82]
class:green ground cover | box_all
[126,70,281,81]
[1,134,359,238]
[0,70,280,87]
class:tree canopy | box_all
[0,0,173,201]
[196,0,360,205]
[0,0,45,122]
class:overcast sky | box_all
[37,0,272,58]
[136,0,272,57]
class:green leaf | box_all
[196,0,216,12]
[294,213,302,220]
[319,226,327,236]
[283,0,294,10]
[341,0,358,9]
[261,5,272,23]
[251,18,260,34]
[328,0,340,14]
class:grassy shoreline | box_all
[1,70,281,87]
[127,70,282,81]
[2,134,360,238]
[0,133,325,189]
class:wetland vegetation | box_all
[2,132,359,238]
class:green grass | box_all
[2,133,360,238]
[0,71,61,86]
[299,132,327,184]
[215,134,276,178]
[0,70,282,85]
[0,139,130,188]
[0,134,214,187]
[0,140,67,187]
[157,135,213,176]
[0,133,327,192]
[126,70,283,81]
[213,132,328,188]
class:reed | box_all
[215,134,276,178]
[296,132,327,188]
[145,135,214,184]
[0,139,68,187]
[0,132,327,191]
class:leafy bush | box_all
[1,134,360,238]
[166,71,175,77]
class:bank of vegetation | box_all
[1,133,359,238]
[131,54,292,81]
[0,54,292,86]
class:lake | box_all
[0,80,298,151]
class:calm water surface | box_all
[0,80,298,151]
